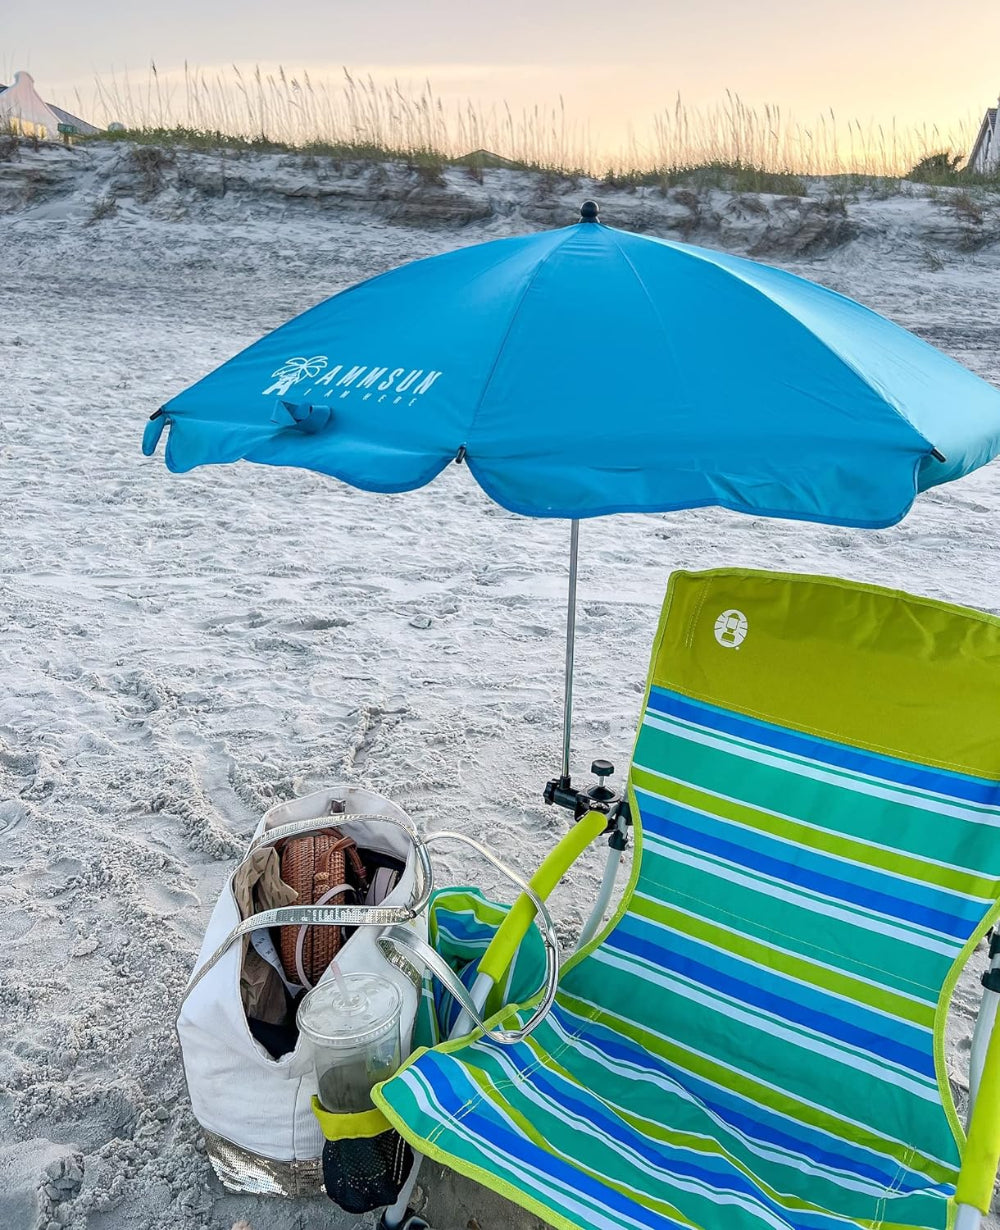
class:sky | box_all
[4,0,996,163]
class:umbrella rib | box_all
[606,230,689,414]
[640,234,939,457]
[463,225,582,449]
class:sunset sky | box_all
[5,0,996,161]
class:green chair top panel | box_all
[651,569,1000,780]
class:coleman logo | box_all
[263,355,443,406]
[714,609,748,648]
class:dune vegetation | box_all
[60,63,989,193]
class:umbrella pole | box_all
[561,519,580,782]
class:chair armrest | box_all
[478,809,609,983]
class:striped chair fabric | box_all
[378,569,1000,1230]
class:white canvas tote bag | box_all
[176,786,430,1195]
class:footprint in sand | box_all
[278,613,353,631]
[0,740,39,778]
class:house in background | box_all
[458,149,519,169]
[968,98,999,173]
[0,71,98,140]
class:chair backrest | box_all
[561,568,1000,1224]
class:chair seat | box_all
[385,980,956,1230]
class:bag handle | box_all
[247,812,419,855]
[377,830,560,1046]
[180,814,433,1007]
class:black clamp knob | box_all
[587,759,617,806]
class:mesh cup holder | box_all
[321,1128,414,1214]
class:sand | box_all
[2,139,1000,1229]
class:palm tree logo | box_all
[263,355,328,397]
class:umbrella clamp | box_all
[544,759,632,841]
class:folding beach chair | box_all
[377,568,1000,1230]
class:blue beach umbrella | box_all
[143,202,1000,796]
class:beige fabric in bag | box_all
[232,848,298,1023]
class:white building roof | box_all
[0,71,99,136]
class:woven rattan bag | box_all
[277,830,368,987]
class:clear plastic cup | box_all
[297,970,402,1113]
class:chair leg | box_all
[576,833,623,951]
[378,1210,429,1230]
[969,938,1000,1121]
[382,1153,425,1229]
[955,1203,982,1230]
[958,952,1000,1227]
[451,970,495,1039]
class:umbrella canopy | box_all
[145,209,1000,529]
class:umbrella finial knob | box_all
[579,200,600,223]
